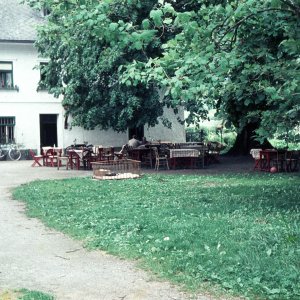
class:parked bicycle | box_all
[0,143,22,160]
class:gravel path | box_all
[0,160,215,300]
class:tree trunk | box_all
[227,122,273,155]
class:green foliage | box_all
[24,0,300,143]
[17,289,54,300]
[13,174,300,299]
[186,127,209,142]
[185,125,237,153]
[121,0,300,142]
[270,124,300,150]
[24,0,169,131]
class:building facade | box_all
[0,0,185,154]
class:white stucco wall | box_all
[0,42,185,151]
[145,107,186,142]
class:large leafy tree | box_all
[26,0,300,152]
[122,0,300,152]
[25,0,180,131]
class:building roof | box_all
[0,0,44,42]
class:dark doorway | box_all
[128,126,144,140]
[40,114,58,147]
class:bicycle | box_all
[0,143,22,161]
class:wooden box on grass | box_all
[91,159,141,180]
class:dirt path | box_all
[0,161,215,300]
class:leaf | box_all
[142,19,150,29]
[163,18,173,25]
[133,41,143,50]
[109,22,118,31]
[150,9,163,27]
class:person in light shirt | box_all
[128,135,141,148]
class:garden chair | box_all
[92,145,104,161]
[142,148,153,168]
[153,147,169,171]
[82,149,97,170]
[94,146,105,161]
[57,149,69,170]
[29,149,43,167]
[198,146,207,169]
[44,148,61,167]
[285,150,299,172]
[68,149,81,170]
[250,148,262,170]
[103,147,114,161]
[114,144,129,160]
[207,142,224,164]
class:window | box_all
[0,117,15,144]
[0,62,13,89]
[128,126,144,140]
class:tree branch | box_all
[280,0,300,15]
[214,8,296,50]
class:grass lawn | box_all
[13,173,300,299]
[0,289,53,300]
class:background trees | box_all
[26,0,300,152]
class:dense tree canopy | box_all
[27,0,173,131]
[122,0,300,149]
[26,0,300,148]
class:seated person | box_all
[115,144,128,159]
[128,135,141,148]
[137,137,149,148]
[141,137,148,145]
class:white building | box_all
[0,0,185,155]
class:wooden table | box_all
[128,148,151,160]
[168,149,199,169]
[42,147,62,167]
[181,145,208,168]
[68,149,93,170]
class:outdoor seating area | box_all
[250,148,299,172]
[38,145,100,170]
[31,141,225,174]
[30,144,300,176]
[121,141,224,171]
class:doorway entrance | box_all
[128,126,144,140]
[40,114,58,148]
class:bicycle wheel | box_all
[0,147,7,159]
[8,147,22,160]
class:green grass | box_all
[0,289,54,300]
[17,289,54,300]
[13,173,300,299]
